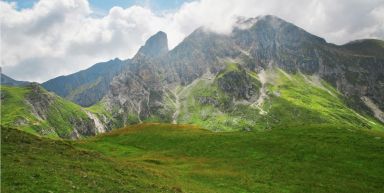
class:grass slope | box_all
[264,68,382,130]
[1,85,93,138]
[3,123,384,192]
[176,66,383,132]
[1,126,177,193]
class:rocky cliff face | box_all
[136,31,169,58]
[96,31,174,125]
[163,28,240,84]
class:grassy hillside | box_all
[1,85,100,138]
[2,123,384,192]
[175,66,383,132]
[1,126,174,193]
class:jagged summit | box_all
[136,31,169,58]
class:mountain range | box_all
[1,15,384,139]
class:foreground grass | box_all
[1,126,182,193]
[3,123,384,192]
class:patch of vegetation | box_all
[266,69,382,130]
[1,85,46,136]
[86,101,112,119]
[216,62,240,79]
[46,96,91,138]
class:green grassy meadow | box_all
[2,123,384,192]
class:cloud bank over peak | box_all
[1,0,383,82]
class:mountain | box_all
[96,15,384,131]
[1,83,112,139]
[42,58,125,107]
[2,15,384,138]
[1,73,29,86]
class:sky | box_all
[1,0,383,82]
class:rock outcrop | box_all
[136,31,169,58]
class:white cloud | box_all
[1,0,383,82]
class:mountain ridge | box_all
[2,15,383,139]
[34,15,384,128]
[41,58,125,107]
[1,72,30,86]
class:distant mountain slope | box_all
[1,73,29,86]
[341,39,384,59]
[0,84,112,139]
[42,58,125,107]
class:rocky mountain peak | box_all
[136,31,169,58]
[233,15,326,47]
